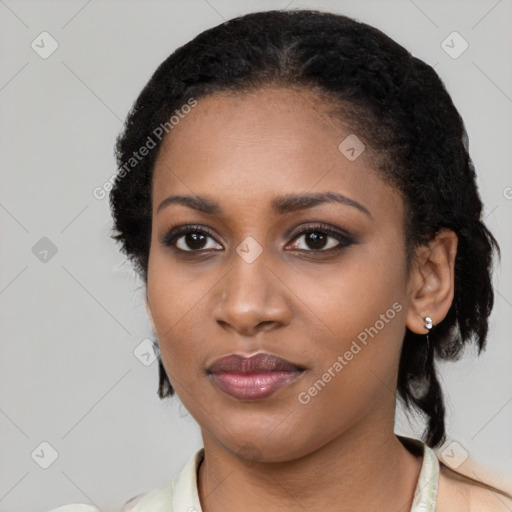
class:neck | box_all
[197,420,423,512]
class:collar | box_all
[131,436,439,512]
[398,435,440,511]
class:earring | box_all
[409,316,434,400]
[424,316,433,359]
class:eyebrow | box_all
[156,191,372,218]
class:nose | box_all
[214,251,292,336]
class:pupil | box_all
[307,232,326,249]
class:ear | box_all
[405,228,458,334]
[145,292,156,332]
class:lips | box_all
[207,352,305,400]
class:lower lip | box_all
[209,370,303,400]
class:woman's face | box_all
[147,87,413,461]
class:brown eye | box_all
[287,224,354,252]
[178,232,208,251]
[162,226,223,252]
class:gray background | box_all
[0,0,511,510]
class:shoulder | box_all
[436,462,512,512]
[47,492,151,512]
[47,490,158,512]
[47,449,203,512]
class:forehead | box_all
[151,87,402,220]
[156,87,349,165]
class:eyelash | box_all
[161,223,355,254]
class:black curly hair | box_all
[109,9,500,448]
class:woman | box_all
[52,9,511,512]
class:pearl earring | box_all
[423,316,433,360]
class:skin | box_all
[145,87,458,512]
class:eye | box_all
[287,224,354,252]
[161,223,354,254]
[162,225,223,252]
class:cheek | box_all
[147,242,208,328]
[294,238,407,343]
[146,249,206,373]
[293,239,408,395]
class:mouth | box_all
[206,352,306,400]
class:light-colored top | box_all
[49,435,512,512]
